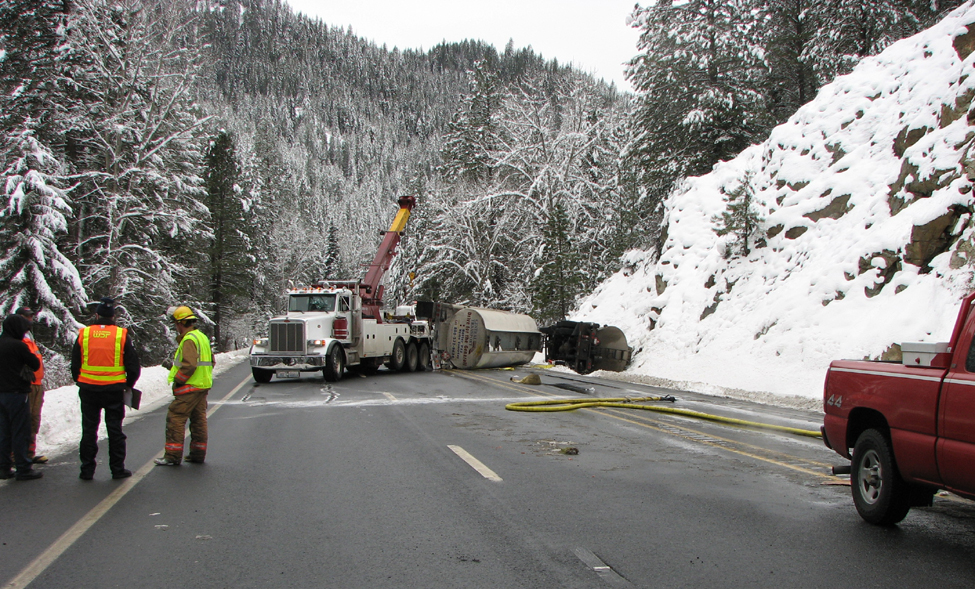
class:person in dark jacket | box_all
[0,314,43,481]
[71,298,141,480]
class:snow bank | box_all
[34,350,249,460]
[576,3,975,404]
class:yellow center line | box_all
[5,374,253,589]
[448,369,841,481]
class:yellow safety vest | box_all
[168,329,213,392]
[78,325,127,386]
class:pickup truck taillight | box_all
[333,317,349,339]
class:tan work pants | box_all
[163,389,208,464]
[28,384,43,457]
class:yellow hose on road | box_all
[505,397,822,438]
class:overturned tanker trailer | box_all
[539,320,632,375]
[415,302,542,369]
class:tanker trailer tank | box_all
[443,307,542,369]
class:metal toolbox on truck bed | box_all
[901,342,950,367]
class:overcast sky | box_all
[284,1,643,91]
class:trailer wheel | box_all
[323,345,344,382]
[417,342,430,371]
[252,368,273,383]
[851,429,912,525]
[386,338,406,371]
[404,341,419,372]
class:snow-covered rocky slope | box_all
[577,2,975,403]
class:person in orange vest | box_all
[71,297,141,480]
[0,314,42,481]
[16,307,48,464]
[154,305,214,466]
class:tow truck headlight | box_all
[309,339,328,347]
[253,338,268,347]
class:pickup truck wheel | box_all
[417,342,430,371]
[323,345,344,382]
[404,341,419,372]
[852,429,912,525]
[386,338,406,371]
[252,368,273,383]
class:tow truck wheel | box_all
[323,345,344,382]
[386,338,406,371]
[851,429,912,525]
[252,368,273,383]
[404,341,419,372]
[417,342,430,371]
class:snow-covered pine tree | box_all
[62,0,210,359]
[761,0,824,124]
[802,0,965,86]
[530,199,585,324]
[323,223,341,280]
[0,0,86,347]
[439,60,504,186]
[713,172,762,257]
[626,0,770,222]
[204,129,253,351]
[0,131,87,344]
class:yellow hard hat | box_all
[170,305,197,321]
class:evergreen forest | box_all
[0,0,963,385]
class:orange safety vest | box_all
[77,325,128,386]
[23,334,44,385]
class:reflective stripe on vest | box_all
[78,326,127,385]
[167,329,213,391]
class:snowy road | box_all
[2,361,975,587]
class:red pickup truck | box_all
[823,291,975,525]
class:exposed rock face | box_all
[804,195,852,222]
[880,344,903,362]
[655,273,667,295]
[785,226,808,239]
[954,25,975,60]
[904,207,968,269]
[859,250,902,297]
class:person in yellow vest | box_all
[154,305,213,466]
[16,307,48,464]
[71,297,141,480]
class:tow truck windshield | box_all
[289,294,336,313]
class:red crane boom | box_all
[360,195,416,321]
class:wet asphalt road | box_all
[2,359,975,588]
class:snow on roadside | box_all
[575,3,975,406]
[35,350,249,461]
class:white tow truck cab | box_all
[249,281,432,383]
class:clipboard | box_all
[123,388,143,410]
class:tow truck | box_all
[249,196,432,382]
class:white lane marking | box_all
[447,445,503,482]
[4,373,252,589]
[222,395,532,409]
[383,392,397,401]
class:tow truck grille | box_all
[270,322,305,353]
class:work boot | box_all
[112,469,132,479]
[79,470,94,480]
[16,470,43,481]
[185,456,205,464]
[153,457,180,466]
[32,455,48,464]
[0,470,12,480]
